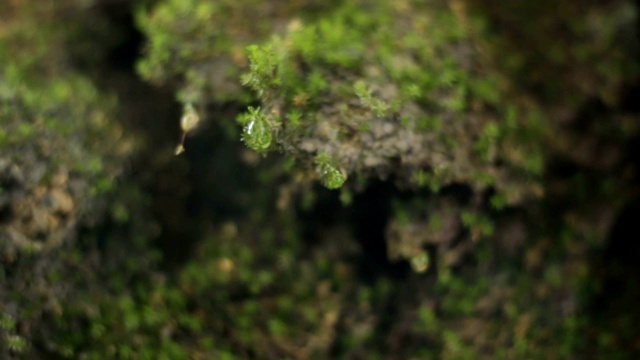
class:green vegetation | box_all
[1,0,639,358]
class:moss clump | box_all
[2,0,639,358]
[238,0,545,203]
[464,0,639,109]
[0,1,132,251]
[136,0,341,104]
[0,1,140,357]
[45,214,379,359]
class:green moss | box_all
[241,44,282,97]
[3,0,638,358]
[137,0,341,103]
[233,0,550,209]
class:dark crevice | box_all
[350,181,412,282]
[0,205,12,224]
[588,198,640,355]
[585,10,640,348]
[91,3,268,269]
[69,0,199,269]
[101,4,144,72]
[297,180,411,283]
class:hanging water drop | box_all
[175,103,200,155]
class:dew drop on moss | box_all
[243,118,272,152]
[320,165,346,189]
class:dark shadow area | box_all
[350,181,410,281]
[101,1,145,72]
[182,107,260,221]
[64,0,203,269]
[582,9,640,339]
[586,104,640,353]
[589,198,640,355]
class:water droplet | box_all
[243,118,272,152]
[320,165,346,189]
[180,103,200,132]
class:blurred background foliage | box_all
[1,0,639,358]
